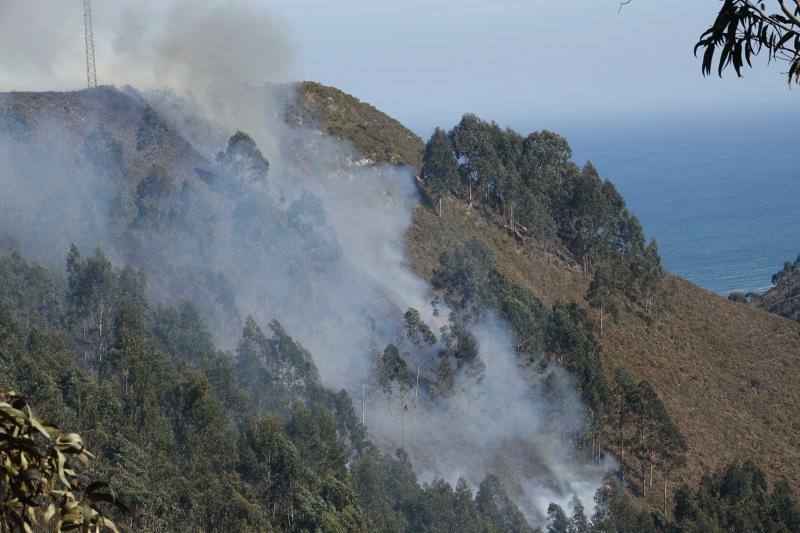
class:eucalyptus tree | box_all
[403,307,437,406]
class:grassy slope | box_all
[601,276,800,487]
[294,82,424,171]
[410,198,800,492]
[299,83,800,493]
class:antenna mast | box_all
[83,0,97,88]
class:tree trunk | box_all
[437,198,442,217]
[414,348,421,406]
[361,383,366,426]
[82,320,88,366]
[642,461,647,497]
[77,390,83,432]
[664,479,668,516]
[97,309,104,379]
[400,392,405,450]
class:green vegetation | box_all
[674,460,800,532]
[421,128,461,216]
[419,115,664,323]
[3,83,800,531]
[771,254,800,286]
[136,106,170,153]
[1,247,365,530]
[430,239,683,498]
[292,80,800,528]
[215,130,270,193]
[5,243,785,532]
[0,247,550,531]
[407,192,800,517]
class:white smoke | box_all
[0,0,612,525]
[0,0,294,93]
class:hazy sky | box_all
[1,1,796,135]
[267,0,798,133]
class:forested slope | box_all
[296,83,800,505]
[0,83,798,532]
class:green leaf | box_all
[777,29,795,49]
[88,492,130,514]
[20,469,42,481]
[701,44,716,76]
[82,481,108,496]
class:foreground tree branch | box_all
[694,1,800,84]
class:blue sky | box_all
[267,0,798,135]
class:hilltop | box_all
[292,81,424,170]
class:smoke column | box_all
[0,0,612,524]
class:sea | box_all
[562,111,800,296]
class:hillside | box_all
[407,197,800,490]
[297,85,800,495]
[0,83,798,531]
[0,86,555,531]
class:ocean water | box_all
[563,113,800,296]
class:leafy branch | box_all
[694,0,800,84]
[0,390,128,532]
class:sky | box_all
[1,0,797,136]
[267,0,799,134]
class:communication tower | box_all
[83,0,97,88]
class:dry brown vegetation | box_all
[408,196,800,495]
[294,82,424,170]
